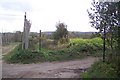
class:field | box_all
[3,37,103,64]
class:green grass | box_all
[81,61,118,78]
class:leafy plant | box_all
[69,37,103,55]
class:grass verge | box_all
[3,44,87,64]
[81,61,118,78]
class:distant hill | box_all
[41,31,96,39]
[1,31,96,42]
[41,31,95,35]
[41,31,95,36]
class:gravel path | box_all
[2,56,99,78]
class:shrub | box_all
[4,44,45,64]
[69,38,103,54]
[8,49,33,63]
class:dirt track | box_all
[2,57,98,78]
[2,43,18,55]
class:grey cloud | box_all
[0,15,22,22]
[0,0,32,12]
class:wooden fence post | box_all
[39,30,41,52]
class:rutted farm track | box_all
[2,57,99,78]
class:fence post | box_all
[39,30,41,52]
[103,26,106,62]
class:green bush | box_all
[69,37,103,55]
[9,49,34,62]
[8,50,44,63]
[4,44,45,64]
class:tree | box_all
[87,0,120,61]
[87,0,109,62]
[53,22,69,44]
[88,0,120,76]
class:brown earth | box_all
[2,57,99,78]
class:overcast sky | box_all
[0,0,98,32]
